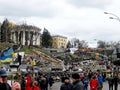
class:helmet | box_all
[0,69,7,77]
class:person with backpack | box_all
[0,69,11,90]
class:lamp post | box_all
[104,12,120,74]
[104,12,120,22]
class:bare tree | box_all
[70,38,88,48]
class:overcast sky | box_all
[0,0,120,45]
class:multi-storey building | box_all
[52,35,67,48]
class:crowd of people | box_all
[0,69,54,90]
[60,71,120,90]
[0,68,120,90]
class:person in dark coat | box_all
[40,75,47,90]
[21,76,26,90]
[17,53,22,65]
[60,77,73,90]
[113,73,119,90]
[107,74,114,90]
[45,75,49,90]
[48,76,54,89]
[82,75,89,90]
[0,69,11,90]
[71,73,84,90]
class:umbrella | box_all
[34,66,40,71]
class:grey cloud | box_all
[0,0,58,17]
[67,0,113,8]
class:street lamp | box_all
[104,12,120,73]
[104,12,120,22]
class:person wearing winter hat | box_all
[60,77,73,90]
[71,73,84,90]
[0,69,11,90]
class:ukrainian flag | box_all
[0,55,12,63]
[4,47,14,56]
[0,47,14,63]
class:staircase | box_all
[32,50,65,71]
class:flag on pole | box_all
[0,47,14,63]
[0,55,12,63]
[3,47,14,56]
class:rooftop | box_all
[52,35,67,39]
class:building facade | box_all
[10,24,41,46]
[52,35,67,48]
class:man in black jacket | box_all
[0,69,11,90]
[60,77,73,90]
[113,73,119,90]
[71,73,84,90]
[107,74,114,90]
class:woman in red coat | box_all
[25,74,31,90]
[90,76,98,90]
[30,81,40,90]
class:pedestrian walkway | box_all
[50,81,120,90]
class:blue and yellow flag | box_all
[0,55,12,63]
[0,47,14,63]
[3,48,14,56]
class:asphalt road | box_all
[50,81,120,90]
